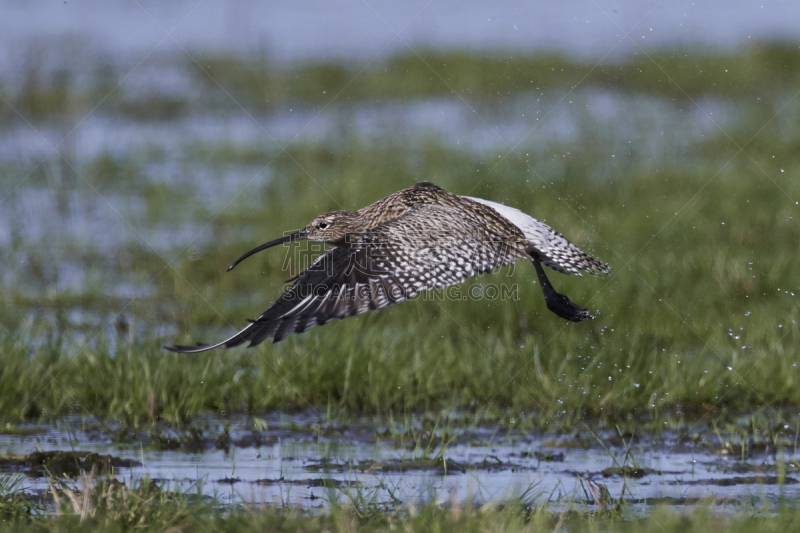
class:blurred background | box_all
[0,0,798,418]
[2,0,800,516]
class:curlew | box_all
[166,182,609,352]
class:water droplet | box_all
[704,369,708,373]
[781,169,785,173]
[745,311,751,316]
[779,324,783,328]
[634,383,640,388]
[727,366,733,371]
[608,376,612,381]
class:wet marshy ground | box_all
[2,413,799,511]
[3,5,800,529]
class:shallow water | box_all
[1,83,759,341]
[3,0,798,341]
[0,89,756,252]
[1,6,798,516]
[2,415,798,510]
[2,0,800,72]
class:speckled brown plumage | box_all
[166,182,610,352]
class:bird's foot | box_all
[544,291,593,322]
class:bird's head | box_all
[302,210,359,244]
[227,210,360,272]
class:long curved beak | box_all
[227,230,308,272]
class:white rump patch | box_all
[463,196,545,242]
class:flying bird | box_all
[166,182,609,352]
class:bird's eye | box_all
[319,222,328,229]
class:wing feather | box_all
[463,196,610,276]
[167,205,521,351]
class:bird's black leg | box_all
[530,255,593,322]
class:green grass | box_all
[4,40,800,121]
[3,38,800,530]
[1,130,798,428]
[4,507,800,533]
[192,40,800,106]
[1,42,799,432]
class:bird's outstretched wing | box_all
[165,205,522,352]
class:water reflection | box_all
[1,415,796,510]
